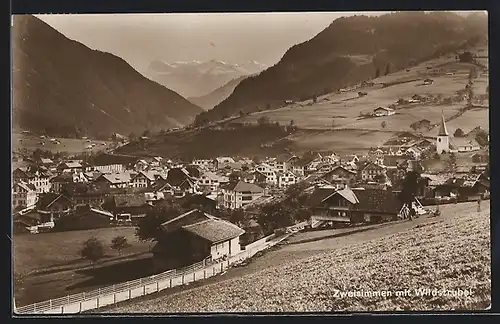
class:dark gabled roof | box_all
[160,209,212,232]
[113,194,149,208]
[37,193,73,210]
[362,162,385,171]
[307,186,337,207]
[351,189,403,214]
[225,180,263,193]
[50,173,74,183]
[182,219,245,244]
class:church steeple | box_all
[437,113,449,136]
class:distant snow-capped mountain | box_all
[144,59,267,98]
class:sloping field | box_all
[12,133,114,155]
[439,108,489,135]
[102,201,490,312]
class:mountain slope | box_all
[12,15,203,138]
[143,60,266,98]
[195,11,487,125]
[188,75,249,110]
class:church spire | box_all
[437,112,448,136]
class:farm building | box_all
[12,181,38,210]
[53,205,113,231]
[320,165,357,184]
[373,106,395,117]
[308,187,405,226]
[423,78,434,85]
[472,151,489,163]
[36,193,74,224]
[102,194,153,222]
[152,209,245,271]
[222,180,264,209]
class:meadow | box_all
[99,201,490,312]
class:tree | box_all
[381,121,387,129]
[385,63,391,76]
[229,209,246,227]
[398,171,420,210]
[80,237,105,266]
[447,153,457,173]
[128,132,137,141]
[142,130,151,137]
[375,67,381,78]
[312,95,318,104]
[110,236,129,256]
[289,120,295,127]
[135,201,184,242]
[454,128,465,137]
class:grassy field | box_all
[14,227,154,306]
[14,227,151,276]
[98,201,490,312]
[12,132,115,155]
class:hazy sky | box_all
[35,12,389,71]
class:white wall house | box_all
[277,171,298,188]
[373,107,395,117]
[12,181,38,210]
[222,180,265,209]
[197,171,222,193]
[95,163,124,174]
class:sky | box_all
[35,12,389,72]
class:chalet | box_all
[433,175,489,200]
[192,159,214,170]
[309,187,404,226]
[321,166,357,184]
[197,171,223,193]
[222,180,264,209]
[179,194,218,214]
[102,194,153,222]
[50,173,74,193]
[13,167,51,194]
[134,159,150,172]
[130,171,157,188]
[36,193,74,224]
[12,181,38,210]
[152,209,245,271]
[254,163,278,186]
[382,155,409,170]
[277,171,298,189]
[423,78,434,85]
[373,107,395,117]
[166,168,200,196]
[13,212,42,234]
[94,173,132,189]
[149,179,175,197]
[54,205,113,231]
[361,162,386,182]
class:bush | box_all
[110,236,130,255]
[80,237,105,266]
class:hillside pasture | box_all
[14,227,150,276]
[288,129,396,155]
[440,108,489,135]
[101,201,490,312]
[13,133,114,155]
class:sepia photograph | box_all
[11,10,490,314]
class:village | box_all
[13,108,490,274]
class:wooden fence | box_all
[15,230,295,315]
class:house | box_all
[192,159,214,170]
[13,212,42,234]
[179,194,218,214]
[13,167,51,194]
[94,172,132,189]
[130,171,157,188]
[254,163,278,186]
[166,168,200,196]
[423,78,434,85]
[451,137,481,153]
[321,166,357,184]
[36,193,74,224]
[222,180,265,209]
[152,209,244,271]
[49,173,74,193]
[382,155,409,170]
[277,171,299,189]
[214,157,236,171]
[134,159,150,172]
[373,107,395,117]
[197,171,223,193]
[93,153,138,173]
[54,205,113,231]
[57,161,83,173]
[12,181,38,210]
[361,162,386,182]
[309,187,404,226]
[102,194,153,222]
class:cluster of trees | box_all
[80,235,130,266]
[256,182,312,235]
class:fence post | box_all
[220,262,223,272]
[79,301,82,313]
[204,269,206,279]
[193,272,196,281]
[156,281,159,292]
[49,299,52,310]
[169,278,172,288]
[128,288,131,299]
[143,284,146,295]
[182,274,184,284]
[213,266,215,276]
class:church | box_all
[436,114,481,154]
